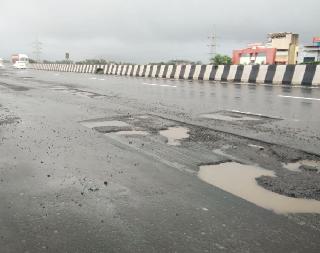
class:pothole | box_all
[283,160,320,173]
[198,162,320,214]
[200,110,282,123]
[50,86,68,90]
[71,91,96,97]
[248,144,265,150]
[115,130,149,136]
[50,86,104,98]
[200,113,259,122]
[80,120,130,129]
[159,127,189,146]
[0,82,30,91]
[137,115,150,119]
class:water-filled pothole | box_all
[198,162,320,214]
[283,160,320,173]
[159,127,189,146]
[115,130,149,136]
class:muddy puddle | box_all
[198,162,320,214]
[159,127,189,146]
[81,120,130,129]
[283,160,320,173]
[200,113,259,122]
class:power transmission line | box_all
[32,38,42,63]
[207,28,218,63]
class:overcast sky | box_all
[0,0,319,63]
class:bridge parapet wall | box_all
[31,64,320,86]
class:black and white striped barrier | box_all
[31,64,320,86]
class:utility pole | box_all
[32,38,42,63]
[207,29,218,63]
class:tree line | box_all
[31,55,233,65]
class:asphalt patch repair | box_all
[0,81,30,91]
[79,114,320,211]
[199,110,282,126]
[50,85,106,98]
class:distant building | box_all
[232,43,276,65]
[11,54,29,69]
[299,37,320,63]
[11,54,29,64]
[266,32,299,64]
[232,32,299,65]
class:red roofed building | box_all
[232,43,276,65]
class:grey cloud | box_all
[0,0,319,63]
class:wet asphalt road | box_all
[0,68,320,253]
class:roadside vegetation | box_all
[210,54,232,65]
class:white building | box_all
[11,54,29,69]
[266,32,299,64]
[298,37,320,63]
[300,45,320,63]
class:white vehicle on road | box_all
[0,58,4,69]
[12,54,29,69]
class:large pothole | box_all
[198,162,320,214]
[159,127,190,146]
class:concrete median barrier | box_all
[31,63,320,86]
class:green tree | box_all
[210,54,232,65]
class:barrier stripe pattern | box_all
[31,64,320,86]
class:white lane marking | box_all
[278,95,320,101]
[142,82,177,88]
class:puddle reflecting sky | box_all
[159,127,189,146]
[81,120,130,129]
[115,130,149,136]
